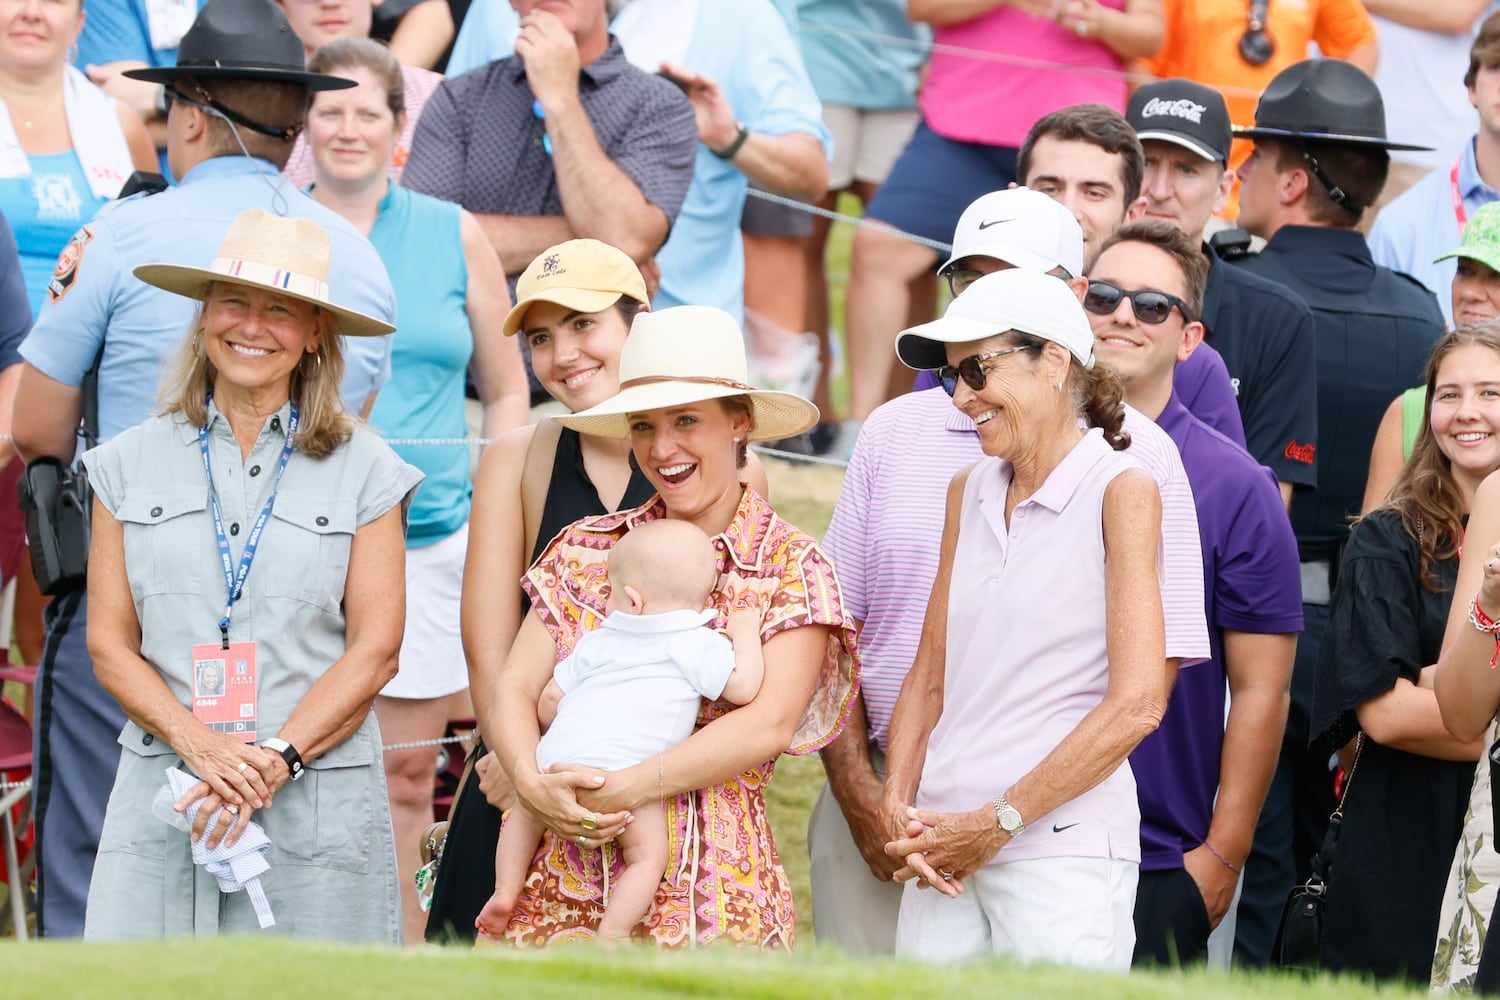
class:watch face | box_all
[1000,805,1023,832]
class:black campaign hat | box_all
[122,0,354,91]
[1128,79,1232,163]
[1233,58,1430,151]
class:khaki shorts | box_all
[825,104,921,191]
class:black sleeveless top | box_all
[522,427,655,610]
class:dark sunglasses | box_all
[1083,279,1194,325]
[936,345,1030,397]
[1238,0,1275,66]
[532,99,554,156]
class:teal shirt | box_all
[0,150,109,317]
[365,184,472,545]
[796,0,929,110]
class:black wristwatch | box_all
[711,120,750,160]
[261,737,305,781]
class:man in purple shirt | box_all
[812,187,1211,953]
[1085,219,1303,966]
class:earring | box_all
[1056,381,1064,394]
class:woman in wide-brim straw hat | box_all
[426,239,769,942]
[81,207,422,942]
[484,303,859,948]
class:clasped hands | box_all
[881,796,1008,899]
[172,730,288,850]
[508,756,636,851]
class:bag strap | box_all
[520,418,562,563]
[1306,733,1365,888]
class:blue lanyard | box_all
[198,397,298,648]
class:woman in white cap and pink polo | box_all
[881,267,1166,970]
[81,208,421,942]
[485,304,858,947]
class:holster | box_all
[18,456,93,595]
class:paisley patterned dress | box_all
[503,487,859,947]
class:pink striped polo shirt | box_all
[823,388,1207,752]
[916,429,1146,864]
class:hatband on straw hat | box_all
[503,239,649,337]
[133,209,394,338]
[552,305,819,441]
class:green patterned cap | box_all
[1436,201,1500,271]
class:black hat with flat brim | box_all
[122,0,354,91]
[1233,58,1431,152]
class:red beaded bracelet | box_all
[1469,596,1500,669]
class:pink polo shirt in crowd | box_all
[922,3,1129,149]
[916,429,1146,864]
[823,388,1208,754]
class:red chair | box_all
[0,664,36,940]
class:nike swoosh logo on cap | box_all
[976,218,1014,230]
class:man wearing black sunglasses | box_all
[1226,57,1448,969]
[1127,78,1318,511]
[1086,219,1302,969]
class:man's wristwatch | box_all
[262,738,305,781]
[993,794,1025,837]
[711,120,750,160]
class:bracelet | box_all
[1203,840,1240,874]
[1469,596,1500,668]
[711,120,749,160]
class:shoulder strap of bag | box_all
[520,418,562,563]
[1307,733,1365,885]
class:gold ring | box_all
[237,762,248,773]
[939,869,955,880]
[580,811,598,831]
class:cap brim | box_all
[123,65,356,91]
[1434,246,1500,271]
[552,380,818,442]
[132,263,394,337]
[1232,124,1432,152]
[939,243,1058,277]
[895,315,1009,370]
[1136,130,1225,163]
[502,287,625,337]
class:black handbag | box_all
[1270,734,1364,971]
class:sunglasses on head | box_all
[936,345,1031,396]
[1083,280,1194,325]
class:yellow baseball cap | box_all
[502,239,649,337]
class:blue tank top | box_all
[0,150,109,317]
[365,184,472,545]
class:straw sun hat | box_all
[552,305,819,442]
[133,208,394,338]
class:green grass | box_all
[0,937,1428,998]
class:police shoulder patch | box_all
[47,225,93,304]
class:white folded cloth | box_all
[160,766,276,929]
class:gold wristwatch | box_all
[993,794,1025,836]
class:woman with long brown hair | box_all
[1309,323,1500,983]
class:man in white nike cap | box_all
[812,187,1210,953]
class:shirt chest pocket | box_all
[115,488,208,601]
[260,491,356,615]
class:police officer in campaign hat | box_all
[10,0,397,937]
[1221,57,1446,968]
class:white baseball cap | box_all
[939,187,1085,279]
[896,268,1096,371]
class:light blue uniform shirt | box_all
[20,156,395,451]
[447,0,830,320]
[364,184,472,546]
[615,0,831,321]
[796,0,929,110]
[1369,135,1499,328]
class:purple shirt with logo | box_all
[1131,394,1303,871]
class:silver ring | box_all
[576,834,587,847]
[237,762,248,773]
[939,869,955,881]
[226,804,240,816]
[1076,19,1088,37]
[580,811,598,831]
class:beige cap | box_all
[502,239,649,337]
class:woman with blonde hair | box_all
[81,208,421,941]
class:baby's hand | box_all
[726,608,761,646]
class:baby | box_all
[477,518,765,943]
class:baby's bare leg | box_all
[476,809,546,938]
[596,799,670,943]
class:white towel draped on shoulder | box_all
[0,64,135,200]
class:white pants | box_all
[896,856,1138,971]
[808,780,904,953]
